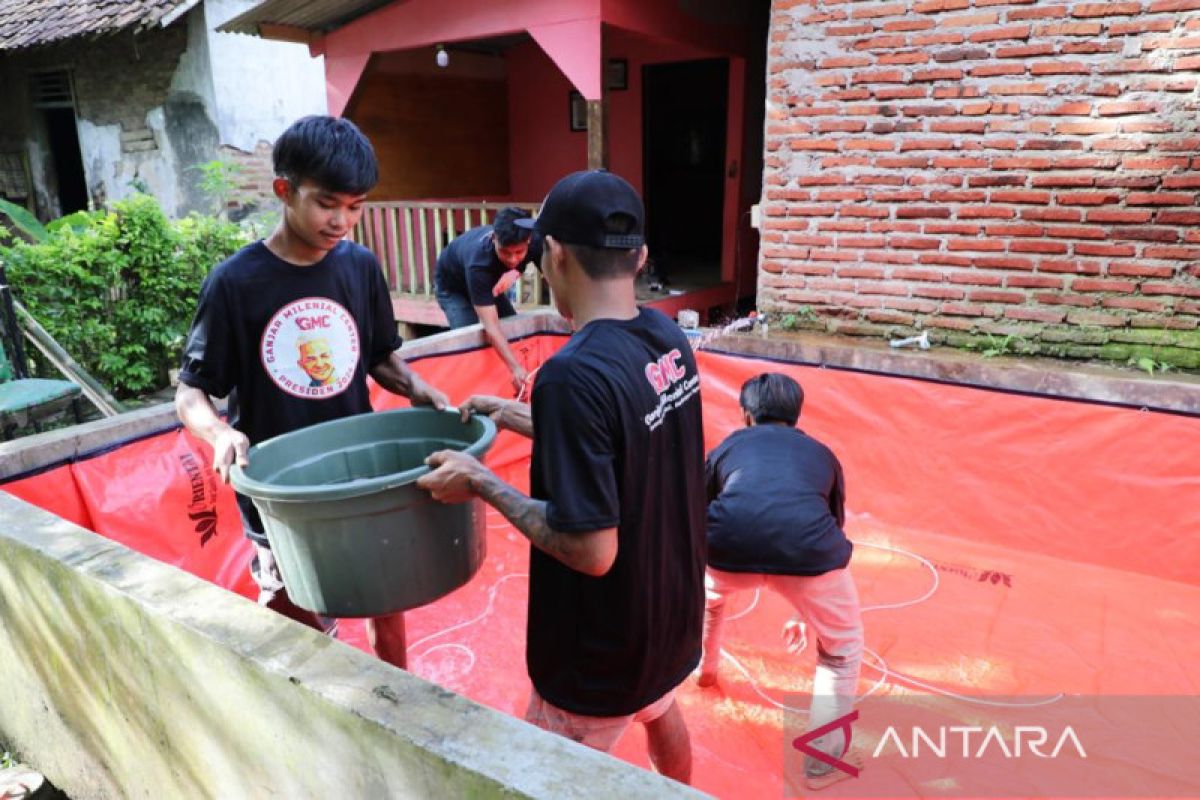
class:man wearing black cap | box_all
[417,170,705,784]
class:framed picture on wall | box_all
[569,91,587,132]
[606,58,628,91]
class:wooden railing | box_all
[351,200,548,305]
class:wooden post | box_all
[586,99,608,170]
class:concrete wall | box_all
[0,1,324,220]
[0,316,703,800]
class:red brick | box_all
[1030,61,1089,75]
[967,290,1025,304]
[925,317,976,331]
[1057,120,1120,134]
[1057,191,1120,205]
[1010,6,1069,21]
[915,0,970,11]
[1045,225,1105,239]
[913,286,967,299]
[891,268,945,282]
[1011,239,1070,254]
[890,236,943,249]
[883,19,937,32]
[1163,174,1200,189]
[958,206,1017,219]
[851,2,908,19]
[1048,102,1092,115]
[912,68,964,82]
[969,175,1026,187]
[1128,192,1195,205]
[973,256,1035,270]
[874,87,928,99]
[900,139,959,151]
[1110,264,1177,278]
[941,11,999,27]
[1035,292,1099,305]
[1086,209,1153,223]
[1038,22,1102,36]
[1098,100,1157,116]
[971,63,1026,77]
[1065,311,1127,326]
[837,237,887,249]
[791,140,841,152]
[842,140,898,152]
[1006,275,1065,289]
[819,56,872,69]
[943,303,991,316]
[994,157,1053,170]
[1124,157,1191,171]
[1092,138,1151,152]
[1173,245,1200,260]
[827,24,875,37]
[818,120,869,133]
[1004,308,1067,323]
[1072,2,1141,16]
[1112,226,1179,242]
[1076,243,1138,257]
[969,25,1031,43]
[1037,261,1102,277]
[878,51,932,65]
[947,238,1007,251]
[855,35,913,50]
[1145,36,1200,49]
[1157,210,1200,226]
[997,43,1057,58]
[929,190,987,202]
[1150,0,1200,9]
[925,223,982,235]
[851,70,907,84]
[1103,297,1169,312]
[1021,208,1083,222]
[1073,279,1138,293]
[1108,21,1176,36]
[896,206,953,219]
[992,83,1048,95]
[989,190,1051,204]
[931,121,987,133]
[912,32,966,46]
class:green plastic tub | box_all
[230,408,496,617]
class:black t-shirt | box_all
[527,307,706,716]
[433,225,543,307]
[705,425,852,576]
[178,240,403,541]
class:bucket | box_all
[230,408,496,617]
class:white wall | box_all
[202,0,328,152]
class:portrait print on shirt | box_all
[260,296,360,399]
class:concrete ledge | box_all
[702,330,1200,415]
[0,492,704,799]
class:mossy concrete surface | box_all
[0,492,704,799]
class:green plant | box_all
[1,194,248,397]
[194,159,243,216]
[0,197,48,242]
[1135,356,1172,376]
[1,751,14,769]
[979,333,1021,358]
[778,306,818,331]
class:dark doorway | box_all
[43,108,87,214]
[642,58,728,289]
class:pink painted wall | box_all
[506,27,747,283]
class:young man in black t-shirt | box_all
[434,207,543,396]
[175,116,448,670]
[417,170,706,784]
[700,373,864,789]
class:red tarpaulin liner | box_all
[4,334,1199,798]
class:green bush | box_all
[0,194,248,397]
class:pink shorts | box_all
[524,687,677,752]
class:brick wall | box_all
[762,0,1200,368]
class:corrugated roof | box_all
[0,0,199,51]
[218,0,397,37]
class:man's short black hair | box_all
[273,116,379,195]
[560,243,641,279]
[493,207,534,246]
[740,373,803,427]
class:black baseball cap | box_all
[515,169,645,249]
